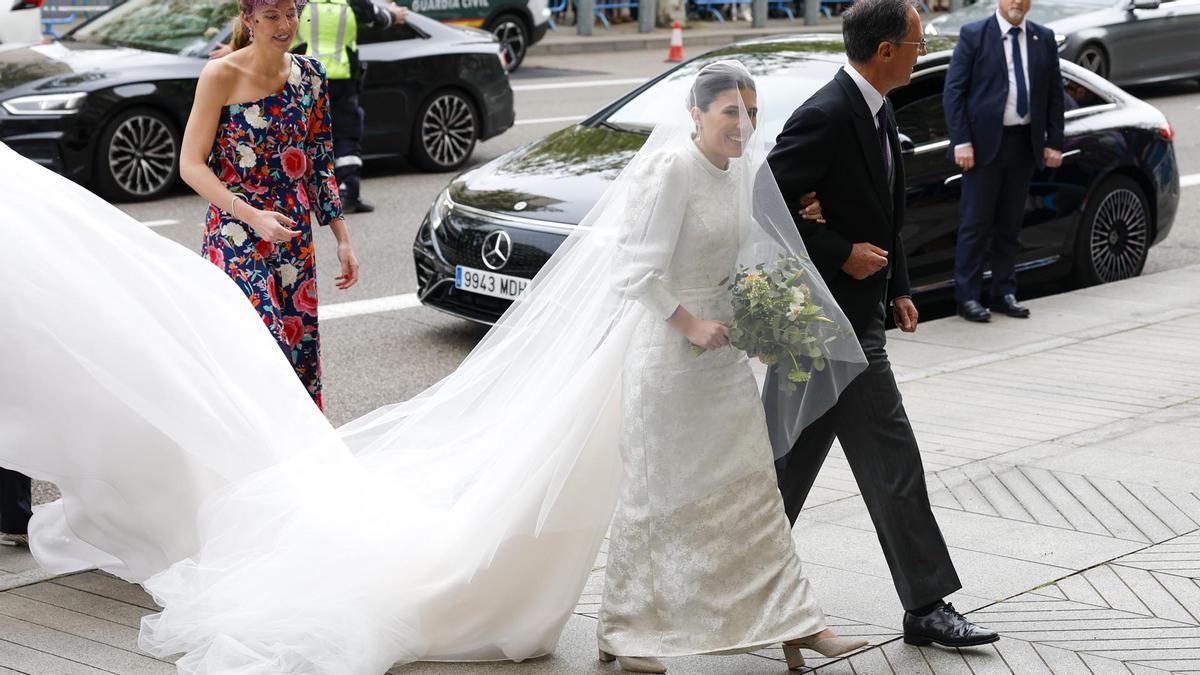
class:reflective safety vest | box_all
[296,0,357,81]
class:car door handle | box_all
[944,173,962,185]
[1062,149,1081,160]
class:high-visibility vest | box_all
[296,0,357,81]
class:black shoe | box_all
[991,294,1030,318]
[904,602,999,648]
[957,300,991,323]
[343,198,375,214]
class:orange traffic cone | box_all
[666,21,684,62]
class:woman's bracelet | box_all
[230,195,241,219]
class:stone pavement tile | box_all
[0,639,112,675]
[939,369,1157,416]
[1022,438,1200,497]
[956,643,1015,675]
[876,638,935,673]
[1078,652,1143,674]
[0,546,39,575]
[0,591,144,653]
[51,573,158,611]
[1108,565,1200,625]
[1114,532,1200,579]
[1031,642,1103,674]
[885,338,989,372]
[0,613,172,674]
[906,644,974,675]
[1081,565,1156,616]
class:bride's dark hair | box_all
[687,60,756,111]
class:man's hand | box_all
[954,143,975,172]
[208,42,233,59]
[841,243,888,280]
[1044,147,1063,169]
[390,5,409,23]
[893,296,918,333]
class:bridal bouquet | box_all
[694,254,844,393]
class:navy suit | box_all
[944,14,1064,304]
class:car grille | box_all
[434,210,568,277]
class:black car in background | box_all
[924,0,1200,86]
[413,35,1179,324]
[0,0,514,201]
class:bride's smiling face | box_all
[692,86,758,160]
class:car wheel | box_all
[488,13,529,72]
[410,90,478,172]
[94,107,180,202]
[1075,43,1109,79]
[1073,175,1151,286]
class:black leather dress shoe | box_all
[904,603,999,648]
[991,294,1031,318]
[957,300,991,323]
[343,198,375,214]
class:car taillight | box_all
[13,0,44,9]
[1158,123,1174,142]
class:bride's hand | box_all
[685,318,730,351]
[240,207,300,243]
[799,191,825,224]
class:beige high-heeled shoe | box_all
[599,648,667,673]
[781,635,869,670]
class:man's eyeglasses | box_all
[894,39,929,53]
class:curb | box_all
[527,20,842,56]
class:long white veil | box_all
[0,60,864,674]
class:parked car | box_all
[0,0,44,44]
[924,0,1200,86]
[412,34,1179,325]
[401,0,550,71]
[0,0,514,201]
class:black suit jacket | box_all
[943,15,1064,168]
[766,68,908,335]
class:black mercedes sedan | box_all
[0,0,514,201]
[413,35,1179,325]
[924,0,1200,86]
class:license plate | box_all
[455,265,529,300]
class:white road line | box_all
[511,77,648,93]
[516,115,586,126]
[1182,173,1200,189]
[322,293,421,321]
[141,219,180,228]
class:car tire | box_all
[94,107,180,202]
[487,13,529,72]
[1075,43,1109,80]
[409,89,479,172]
[1073,175,1151,287]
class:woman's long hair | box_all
[231,17,252,51]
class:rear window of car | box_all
[71,0,237,55]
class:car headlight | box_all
[1055,33,1068,50]
[1,92,87,116]
[429,188,453,232]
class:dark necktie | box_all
[875,106,892,187]
[1009,26,1029,118]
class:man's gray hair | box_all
[842,0,916,64]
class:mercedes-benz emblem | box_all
[481,230,512,271]
[513,201,528,211]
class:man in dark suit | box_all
[944,0,1064,322]
[0,468,31,547]
[766,0,998,648]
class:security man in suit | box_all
[943,0,1065,322]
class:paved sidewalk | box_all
[1,266,1198,673]
[528,16,843,56]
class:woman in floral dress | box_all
[179,0,359,410]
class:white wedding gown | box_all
[600,141,823,656]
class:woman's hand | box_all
[684,317,730,351]
[335,242,360,290]
[241,205,300,243]
[799,191,825,223]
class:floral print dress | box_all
[202,54,342,410]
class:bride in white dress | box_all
[0,61,866,674]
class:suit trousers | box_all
[0,468,31,535]
[775,302,961,610]
[954,125,1036,304]
[329,78,366,203]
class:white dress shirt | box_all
[843,64,885,131]
[997,9,1033,127]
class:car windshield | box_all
[602,39,849,141]
[69,0,238,55]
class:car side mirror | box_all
[898,133,915,155]
[1130,0,1160,10]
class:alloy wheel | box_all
[1076,46,1108,79]
[1089,188,1148,282]
[106,113,177,197]
[421,93,477,169]
[491,19,527,71]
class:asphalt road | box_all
[110,49,1200,428]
